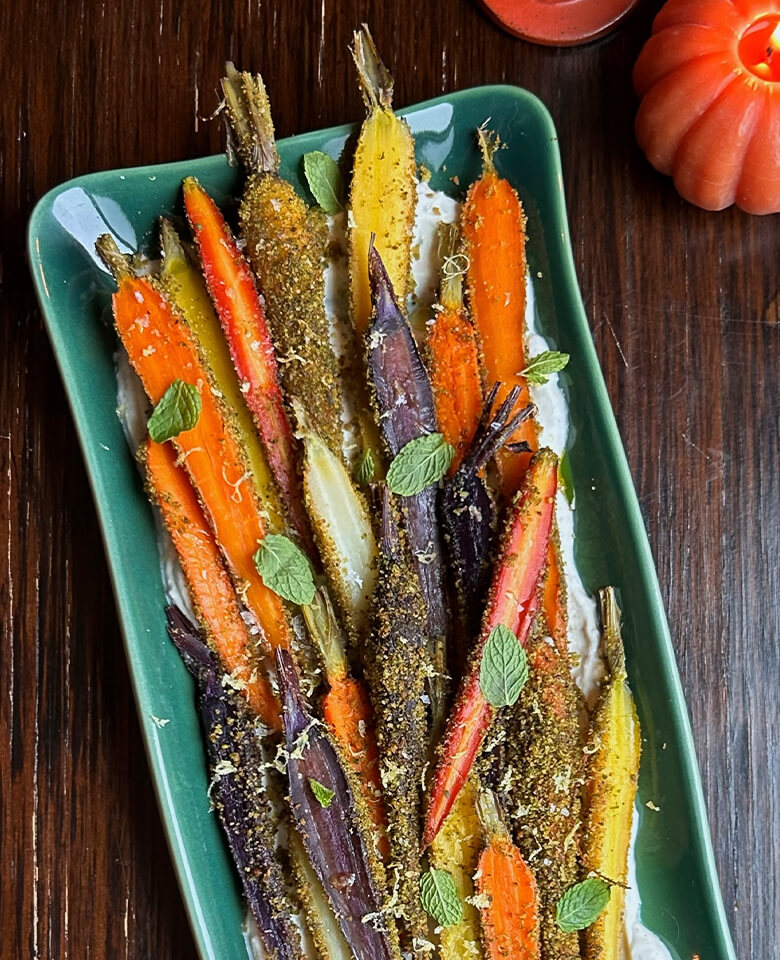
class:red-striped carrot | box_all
[461,131,538,495]
[182,176,313,552]
[422,448,558,848]
[145,439,281,731]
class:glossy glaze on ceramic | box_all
[28,86,736,960]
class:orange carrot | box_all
[461,132,538,495]
[322,676,389,858]
[302,589,389,859]
[182,177,313,552]
[423,449,558,847]
[102,252,292,654]
[476,791,540,960]
[428,224,483,472]
[541,537,567,652]
[145,439,281,731]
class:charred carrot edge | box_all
[422,448,558,847]
[428,224,483,473]
[476,792,540,960]
[99,242,293,652]
[145,440,281,731]
[302,589,389,859]
[182,177,313,552]
[461,131,538,495]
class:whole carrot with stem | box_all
[427,223,483,473]
[97,235,293,654]
[475,790,540,960]
[182,176,313,551]
[144,439,281,731]
[461,129,538,495]
[221,63,345,458]
[349,24,416,338]
[422,447,558,848]
[581,588,641,960]
[302,586,389,860]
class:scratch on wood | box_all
[603,313,628,368]
[681,432,713,462]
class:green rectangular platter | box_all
[28,85,736,960]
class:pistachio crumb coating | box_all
[363,490,431,951]
[222,63,345,458]
[494,630,584,960]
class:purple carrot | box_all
[366,243,450,734]
[166,607,304,960]
[274,646,398,960]
[440,385,535,645]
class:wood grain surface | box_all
[1,0,777,957]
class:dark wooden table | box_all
[2,1,777,956]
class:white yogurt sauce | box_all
[115,181,670,960]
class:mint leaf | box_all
[303,151,343,214]
[253,534,315,605]
[420,868,463,927]
[353,449,375,486]
[308,778,335,808]
[520,350,570,385]
[147,380,201,443]
[386,434,454,497]
[556,878,611,932]
[479,624,529,708]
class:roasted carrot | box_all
[349,25,416,338]
[295,400,378,640]
[461,131,538,495]
[158,219,284,534]
[145,440,281,731]
[427,223,483,472]
[541,534,567,652]
[182,176,312,550]
[363,489,430,946]
[476,790,540,960]
[423,448,558,848]
[581,588,641,960]
[302,587,388,860]
[221,63,345,458]
[429,773,485,960]
[97,235,292,653]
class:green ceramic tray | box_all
[28,86,735,960]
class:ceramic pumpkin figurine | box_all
[633,0,780,215]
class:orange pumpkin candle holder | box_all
[634,0,780,215]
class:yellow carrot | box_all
[349,24,416,338]
[429,774,485,960]
[581,588,641,960]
